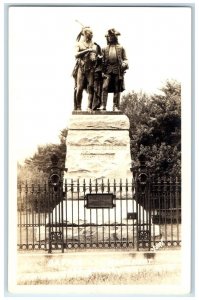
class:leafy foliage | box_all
[120,80,181,177]
[18,129,67,184]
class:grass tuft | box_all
[18,269,181,285]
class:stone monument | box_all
[50,27,160,240]
[64,111,132,182]
[66,27,130,182]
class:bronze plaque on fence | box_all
[127,212,137,220]
[85,193,115,208]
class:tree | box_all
[18,128,67,184]
[120,80,181,177]
[17,129,67,212]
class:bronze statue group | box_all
[72,27,128,112]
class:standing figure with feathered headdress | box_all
[72,25,102,111]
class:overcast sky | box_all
[8,6,191,163]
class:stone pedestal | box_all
[64,111,132,181]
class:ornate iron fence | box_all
[17,176,181,252]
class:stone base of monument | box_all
[64,111,132,181]
[55,111,159,239]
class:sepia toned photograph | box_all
[7,2,193,297]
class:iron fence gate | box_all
[17,177,181,252]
